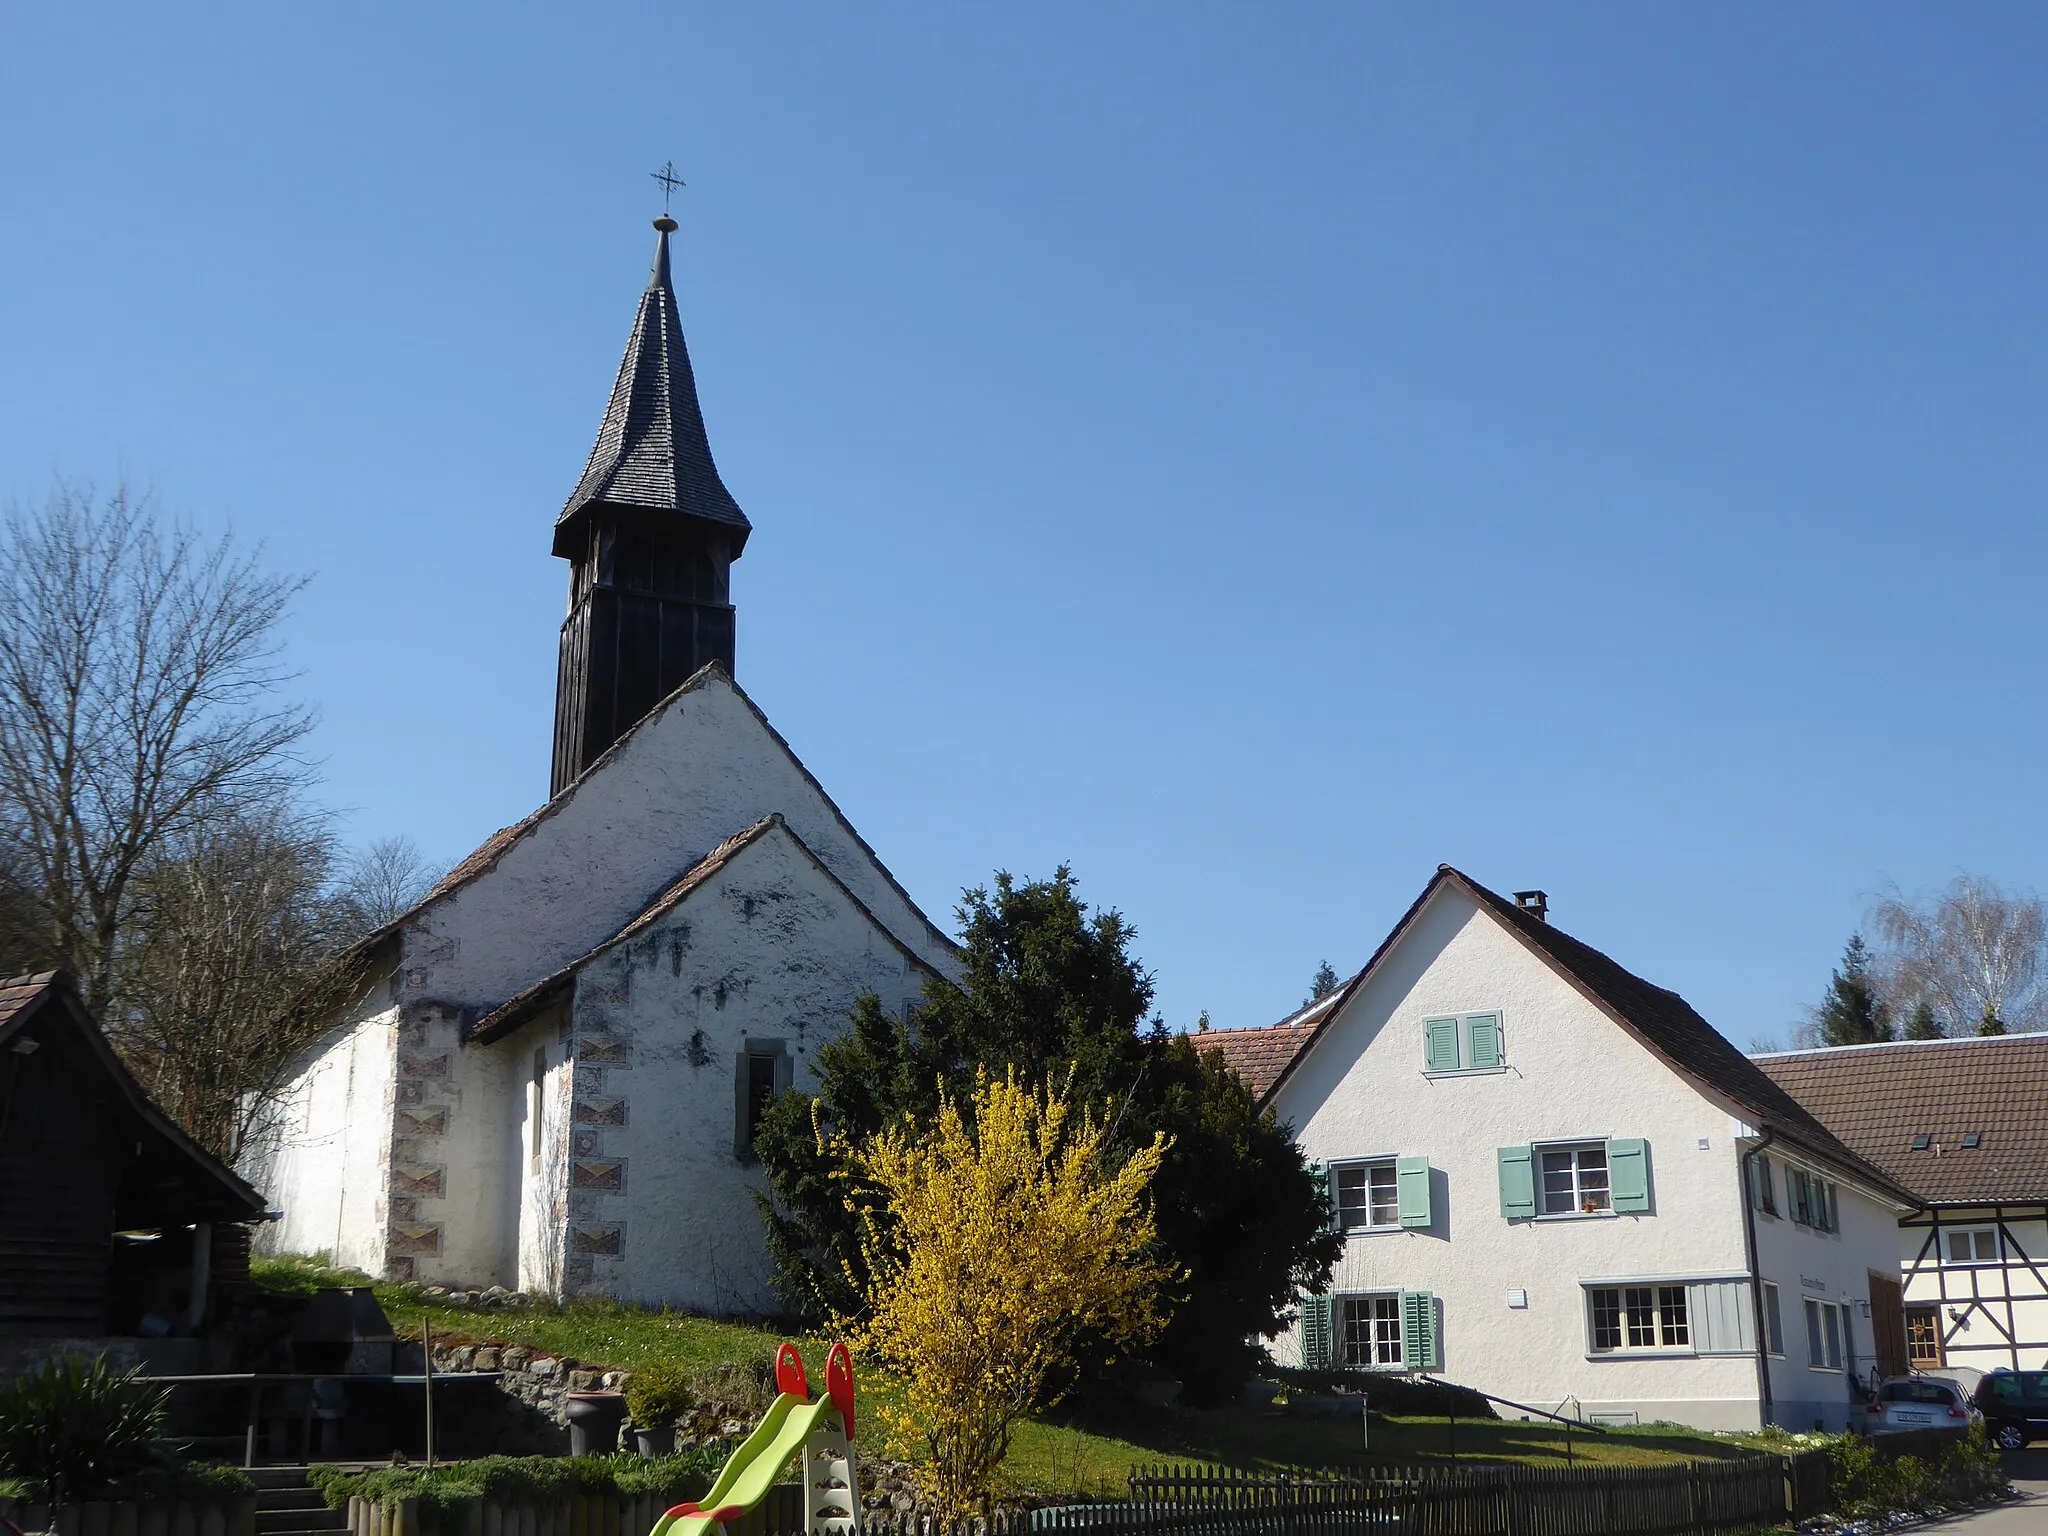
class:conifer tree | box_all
[1815,935,1892,1046]
[1904,1000,1944,1040]
[1979,1006,2008,1037]
[1305,960,1341,1006]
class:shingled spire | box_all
[551,216,752,796]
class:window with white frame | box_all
[1805,1297,1844,1369]
[1942,1226,2000,1264]
[1588,1285,1690,1352]
[1541,1143,1611,1215]
[1339,1294,1403,1368]
[1334,1160,1400,1231]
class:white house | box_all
[243,215,960,1313]
[1758,1033,2048,1382]
[1200,868,1918,1432]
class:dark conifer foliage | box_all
[754,867,1340,1405]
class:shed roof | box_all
[1755,1033,2048,1206]
[0,972,268,1224]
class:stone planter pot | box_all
[635,1424,677,1458]
[565,1389,628,1455]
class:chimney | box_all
[1514,890,1549,923]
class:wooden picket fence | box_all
[0,1496,256,1536]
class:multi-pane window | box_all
[1541,1144,1611,1215]
[1905,1306,1944,1367]
[1943,1227,2000,1264]
[1588,1286,1690,1352]
[1339,1294,1403,1368]
[1805,1298,1844,1369]
[1787,1167,1840,1232]
[1335,1161,1400,1231]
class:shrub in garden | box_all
[1940,1423,2007,1503]
[625,1362,694,1428]
[309,1451,720,1523]
[835,1067,1175,1517]
[0,1355,177,1504]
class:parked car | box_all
[1863,1375,1977,1434]
[1973,1369,2048,1450]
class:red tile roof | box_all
[1755,1033,2048,1206]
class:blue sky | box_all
[4,5,2045,1047]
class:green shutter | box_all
[1465,1013,1502,1069]
[1608,1138,1651,1213]
[1313,1161,1337,1235]
[1300,1293,1334,1370]
[1498,1144,1536,1219]
[1400,1290,1438,1371]
[1396,1156,1432,1229]
[1424,1017,1461,1072]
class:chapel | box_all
[246,215,959,1313]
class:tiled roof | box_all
[1755,1034,2048,1206]
[555,218,750,556]
[1196,993,1341,1099]
[0,970,62,1031]
[1198,867,1916,1205]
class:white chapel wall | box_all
[245,980,398,1276]
[550,823,934,1315]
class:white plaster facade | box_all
[244,665,959,1313]
[1225,873,1913,1432]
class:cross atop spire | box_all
[650,160,685,216]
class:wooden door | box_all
[1869,1272,1908,1380]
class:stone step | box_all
[255,1513,350,1536]
[257,1488,329,1511]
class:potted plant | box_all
[625,1362,693,1458]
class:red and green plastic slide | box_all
[650,1343,859,1536]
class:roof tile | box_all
[1756,1034,2048,1205]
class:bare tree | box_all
[114,806,375,1163]
[334,835,444,931]
[0,484,314,1011]
[1868,876,2048,1036]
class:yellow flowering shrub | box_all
[832,1068,1175,1515]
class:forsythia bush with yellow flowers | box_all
[833,1068,1178,1516]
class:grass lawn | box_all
[252,1255,1753,1495]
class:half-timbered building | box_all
[1758,1033,2048,1378]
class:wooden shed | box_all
[0,971,268,1338]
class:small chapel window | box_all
[528,1048,546,1173]
[735,1040,792,1161]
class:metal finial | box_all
[651,161,686,216]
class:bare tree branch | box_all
[1867,876,2048,1036]
[334,835,445,932]
[0,483,315,1011]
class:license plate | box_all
[1898,1412,1931,1424]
